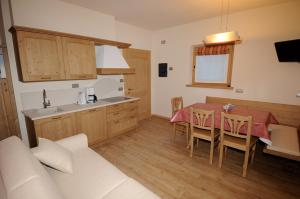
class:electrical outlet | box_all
[235,88,244,93]
[72,83,79,88]
[161,40,166,44]
[169,67,173,71]
[296,93,300,98]
[118,87,123,91]
[120,79,124,83]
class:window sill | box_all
[186,84,234,90]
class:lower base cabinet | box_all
[26,100,139,147]
[107,101,138,138]
[76,107,107,145]
[32,113,76,143]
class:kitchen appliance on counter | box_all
[78,91,87,105]
[86,87,97,104]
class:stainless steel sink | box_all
[35,106,64,115]
[101,96,131,103]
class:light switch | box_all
[72,83,79,88]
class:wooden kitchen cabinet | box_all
[11,27,97,82]
[76,107,107,145]
[107,100,138,138]
[123,48,151,120]
[62,37,97,80]
[15,31,65,81]
[33,113,77,142]
[25,100,138,147]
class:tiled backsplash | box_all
[21,75,124,110]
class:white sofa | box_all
[0,135,160,199]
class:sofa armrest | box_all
[56,133,88,152]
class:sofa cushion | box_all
[46,147,128,199]
[0,175,7,199]
[102,178,160,199]
[0,136,64,199]
[32,138,73,173]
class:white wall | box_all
[115,21,152,50]
[11,0,116,40]
[1,0,152,145]
[151,1,300,118]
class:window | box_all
[0,48,6,78]
[189,44,234,89]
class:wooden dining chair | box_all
[171,97,189,146]
[190,108,220,164]
[219,112,258,177]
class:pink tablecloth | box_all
[170,103,279,144]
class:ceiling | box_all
[61,0,293,30]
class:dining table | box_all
[170,103,279,145]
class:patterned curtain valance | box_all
[196,45,232,55]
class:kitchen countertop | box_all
[23,96,139,120]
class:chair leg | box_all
[190,136,194,157]
[218,143,224,168]
[224,146,228,159]
[243,149,250,177]
[173,124,176,142]
[186,126,189,147]
[209,140,214,165]
[250,144,256,164]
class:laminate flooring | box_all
[93,117,300,199]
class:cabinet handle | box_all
[89,109,96,112]
[52,116,62,120]
[129,101,135,104]
[40,76,51,80]
[114,120,120,124]
[79,75,88,78]
[128,88,133,91]
[130,116,135,119]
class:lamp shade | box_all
[204,31,240,45]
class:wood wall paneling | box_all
[206,96,300,127]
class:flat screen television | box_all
[274,39,300,62]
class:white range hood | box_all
[96,45,129,68]
[95,45,134,75]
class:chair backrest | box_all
[171,97,183,116]
[221,112,252,142]
[190,108,215,132]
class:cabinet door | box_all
[34,113,76,141]
[123,48,151,120]
[16,31,65,81]
[62,37,96,80]
[76,107,107,145]
[107,102,138,138]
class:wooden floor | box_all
[93,117,300,199]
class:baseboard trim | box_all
[151,114,170,121]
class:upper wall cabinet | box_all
[16,31,66,81]
[10,26,131,82]
[62,37,96,80]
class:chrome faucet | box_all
[42,89,51,108]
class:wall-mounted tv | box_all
[274,39,300,62]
